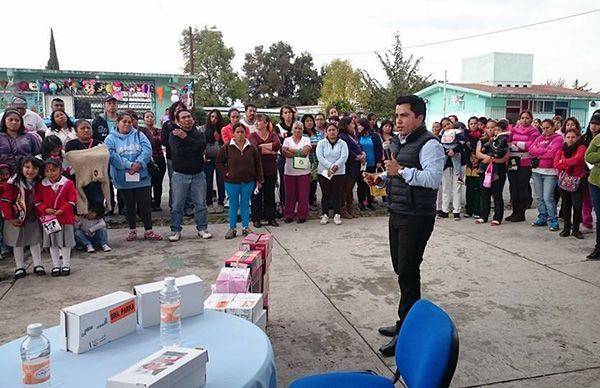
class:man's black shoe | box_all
[253,221,262,228]
[377,324,398,337]
[268,220,279,227]
[586,250,600,260]
[379,335,397,357]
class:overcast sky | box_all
[3,0,599,91]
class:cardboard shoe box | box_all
[239,234,272,273]
[106,346,208,388]
[60,291,137,354]
[133,275,204,328]
[203,293,237,312]
[225,293,264,322]
[214,267,250,294]
[224,250,262,281]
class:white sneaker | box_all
[86,245,95,253]
[581,225,594,234]
[168,232,181,242]
[207,204,216,214]
[101,244,112,252]
[198,230,212,239]
[333,214,342,225]
[320,214,329,225]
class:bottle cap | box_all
[164,277,175,286]
[27,323,43,336]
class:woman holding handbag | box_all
[281,121,312,223]
[475,120,509,225]
[554,128,586,239]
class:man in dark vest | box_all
[364,95,444,357]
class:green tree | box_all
[46,28,60,70]
[243,42,321,108]
[361,33,433,118]
[320,59,363,110]
[180,26,245,106]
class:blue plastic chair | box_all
[289,299,459,388]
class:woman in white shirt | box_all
[316,122,349,225]
[46,110,77,148]
[282,121,312,223]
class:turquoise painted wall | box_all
[0,69,191,123]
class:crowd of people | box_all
[430,110,600,261]
[2,92,600,281]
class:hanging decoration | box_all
[49,82,58,94]
[170,87,179,103]
[156,86,165,105]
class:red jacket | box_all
[34,177,77,225]
[553,144,587,178]
[221,123,250,145]
[0,182,36,225]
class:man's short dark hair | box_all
[395,95,426,121]
[175,109,192,121]
[244,103,257,111]
[51,98,64,104]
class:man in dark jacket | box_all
[168,109,212,242]
[364,95,444,357]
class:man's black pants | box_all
[388,213,435,331]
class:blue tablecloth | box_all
[0,310,277,388]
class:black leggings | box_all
[508,166,532,202]
[120,186,153,230]
[252,175,277,222]
[560,186,583,227]
[357,165,376,205]
[151,157,167,207]
[479,167,506,222]
[318,174,344,215]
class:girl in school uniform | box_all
[0,156,45,280]
[34,158,77,276]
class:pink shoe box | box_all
[214,267,251,294]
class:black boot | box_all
[560,223,571,237]
[379,335,397,357]
[587,250,600,260]
[378,323,398,337]
[572,224,584,239]
[507,200,526,222]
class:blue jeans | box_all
[225,181,254,229]
[74,228,108,247]
[588,183,600,250]
[170,171,208,233]
[532,172,558,222]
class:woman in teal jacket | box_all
[104,112,162,241]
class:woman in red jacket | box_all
[554,128,587,239]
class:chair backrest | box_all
[396,299,459,388]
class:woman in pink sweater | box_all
[528,119,563,231]
[505,110,540,222]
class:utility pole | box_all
[188,26,195,114]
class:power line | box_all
[312,8,600,57]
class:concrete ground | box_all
[1,208,600,387]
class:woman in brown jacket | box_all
[216,122,264,239]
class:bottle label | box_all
[160,302,180,323]
[22,358,50,385]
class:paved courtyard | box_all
[1,210,600,387]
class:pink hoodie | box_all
[528,132,563,169]
[508,125,540,167]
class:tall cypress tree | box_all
[46,28,60,70]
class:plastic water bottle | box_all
[20,323,51,386]
[159,277,181,346]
